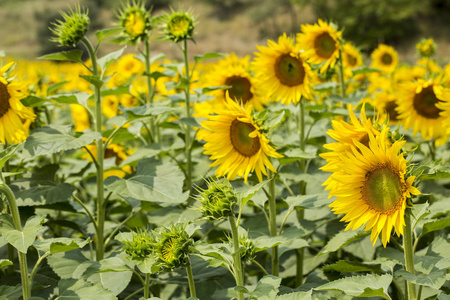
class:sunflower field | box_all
[1,2,450,300]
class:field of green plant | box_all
[1,2,450,300]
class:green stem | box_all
[81,36,105,261]
[72,195,97,232]
[296,98,306,287]
[268,171,278,276]
[4,159,14,274]
[186,256,196,298]
[29,252,51,286]
[404,212,416,300]
[252,259,269,276]
[144,38,157,145]
[144,273,150,299]
[229,215,244,300]
[182,39,192,193]
[338,49,346,98]
[0,182,30,300]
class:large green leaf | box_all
[57,278,117,300]
[105,157,188,207]
[0,143,21,172]
[34,237,89,254]
[0,285,22,300]
[96,27,122,43]
[395,269,446,289]
[97,47,126,73]
[194,52,225,63]
[12,181,74,207]
[278,149,316,165]
[318,229,369,256]
[24,126,101,157]
[38,50,83,63]
[0,214,46,253]
[0,259,13,269]
[323,260,383,274]
[247,275,281,300]
[275,291,312,300]
[316,274,392,299]
[419,217,450,238]
[236,179,270,207]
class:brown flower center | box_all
[0,82,11,118]
[224,76,253,104]
[413,85,442,119]
[381,53,393,65]
[274,54,305,87]
[384,100,399,122]
[362,164,404,213]
[314,32,336,59]
[230,119,260,157]
[346,53,357,67]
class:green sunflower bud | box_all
[122,229,155,261]
[416,38,436,58]
[117,0,152,43]
[227,231,256,263]
[153,223,193,271]
[163,9,195,43]
[50,6,90,48]
[196,178,237,221]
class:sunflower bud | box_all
[122,229,155,261]
[416,38,436,58]
[50,6,90,48]
[163,9,195,43]
[196,178,237,221]
[153,223,193,271]
[117,0,152,43]
[227,231,256,263]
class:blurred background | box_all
[2,0,450,63]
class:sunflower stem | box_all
[143,273,150,299]
[182,39,193,194]
[81,36,105,261]
[144,38,158,145]
[186,256,196,298]
[338,49,346,98]
[0,182,30,300]
[404,211,417,300]
[229,215,244,300]
[268,170,279,276]
[296,97,306,286]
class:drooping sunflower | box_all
[253,33,313,105]
[320,104,380,174]
[297,19,342,74]
[397,79,450,145]
[324,127,420,247]
[201,95,282,183]
[203,54,265,110]
[0,61,36,145]
[370,44,398,74]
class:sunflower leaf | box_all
[194,52,225,63]
[351,66,381,75]
[0,143,21,172]
[97,46,126,74]
[0,214,46,254]
[316,273,392,299]
[395,269,446,289]
[419,217,450,238]
[0,259,13,269]
[318,229,370,256]
[323,260,384,274]
[24,126,101,157]
[275,290,312,300]
[38,50,83,63]
[236,179,270,207]
[247,276,281,300]
[96,27,122,43]
[104,157,188,207]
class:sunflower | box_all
[102,95,120,118]
[297,19,342,74]
[253,33,313,105]
[203,54,265,110]
[397,79,449,145]
[370,44,398,74]
[342,43,363,78]
[117,54,144,78]
[373,91,402,126]
[324,127,420,247]
[320,104,380,174]
[0,61,36,145]
[201,94,282,183]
